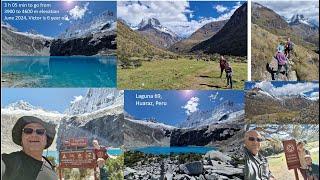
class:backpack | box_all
[287,42,294,50]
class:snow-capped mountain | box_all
[137,18,177,38]
[65,89,123,115]
[289,14,318,28]
[179,100,244,128]
[2,100,63,119]
[134,18,180,49]
[60,10,116,39]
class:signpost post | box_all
[58,137,98,180]
[282,139,301,180]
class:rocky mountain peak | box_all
[138,18,161,29]
[5,100,37,111]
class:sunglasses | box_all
[22,128,46,135]
[248,136,264,142]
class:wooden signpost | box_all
[282,139,301,180]
[58,137,98,180]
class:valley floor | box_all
[118,59,247,90]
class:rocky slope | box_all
[170,20,227,53]
[136,18,180,49]
[179,100,244,128]
[245,88,319,124]
[124,109,244,148]
[57,89,124,149]
[191,3,247,56]
[1,23,52,56]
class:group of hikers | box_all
[244,130,319,180]
[1,116,111,180]
[274,37,295,80]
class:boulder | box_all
[204,150,232,163]
[179,161,203,175]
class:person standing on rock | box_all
[275,49,289,80]
[244,130,275,180]
[1,116,58,180]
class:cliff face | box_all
[57,113,124,150]
[50,32,116,56]
[1,24,52,56]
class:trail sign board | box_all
[282,139,301,170]
[59,150,96,168]
[63,137,88,148]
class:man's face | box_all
[245,131,263,155]
[305,157,312,166]
[93,140,99,149]
[21,123,47,152]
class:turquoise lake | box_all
[133,146,215,155]
[1,56,116,87]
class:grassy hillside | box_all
[116,21,176,62]
[118,57,247,90]
[251,24,319,81]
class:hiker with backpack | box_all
[219,55,227,78]
[1,116,58,180]
[275,48,289,80]
[225,61,233,89]
[285,37,294,58]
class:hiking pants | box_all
[276,63,288,77]
[226,73,232,89]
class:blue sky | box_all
[118,1,246,37]
[1,88,87,112]
[245,81,319,98]
[1,1,116,37]
[125,90,244,126]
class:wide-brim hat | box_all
[12,116,56,149]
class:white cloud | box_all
[254,81,319,97]
[71,95,83,104]
[256,1,319,26]
[69,2,89,20]
[182,97,199,115]
[215,5,228,13]
[118,1,243,37]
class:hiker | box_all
[225,62,233,89]
[276,41,285,53]
[219,55,227,78]
[93,139,109,160]
[284,37,294,58]
[97,158,108,180]
[275,50,289,79]
[305,154,319,180]
[244,130,275,180]
[1,116,58,180]
[297,141,311,179]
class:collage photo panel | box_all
[1,0,319,180]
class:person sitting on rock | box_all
[305,154,319,180]
[275,50,289,79]
[225,61,233,89]
[244,130,275,180]
[219,55,227,78]
[1,116,58,180]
